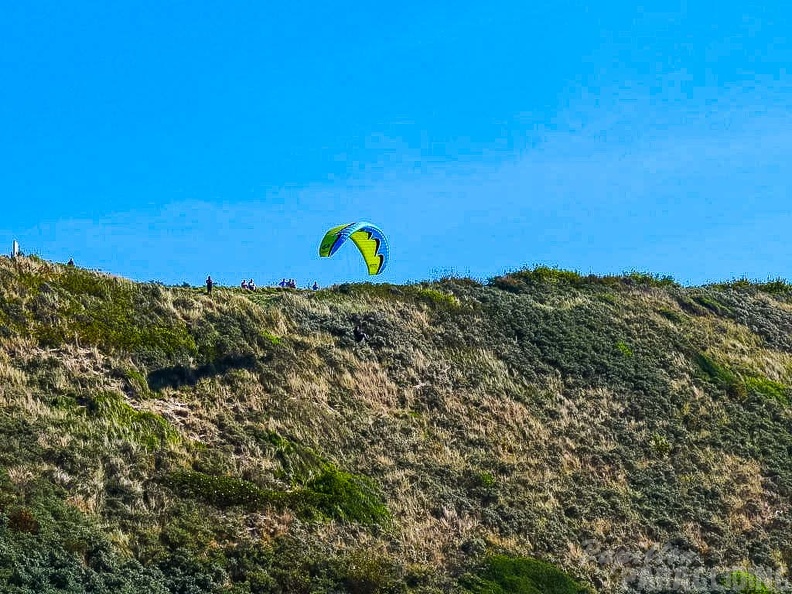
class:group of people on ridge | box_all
[204,276,319,294]
[278,279,319,290]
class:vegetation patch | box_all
[336,549,405,594]
[692,293,731,316]
[299,466,390,525]
[53,271,195,358]
[415,287,461,310]
[490,266,678,293]
[164,470,280,509]
[165,465,390,526]
[248,428,326,484]
[658,307,685,323]
[490,266,585,293]
[694,352,745,397]
[715,277,792,297]
[615,340,633,357]
[0,480,173,593]
[649,433,672,458]
[718,570,780,594]
[694,356,791,405]
[460,554,591,594]
[118,366,152,398]
[620,270,678,288]
[743,376,790,406]
[86,391,180,449]
[259,330,281,345]
[330,281,461,312]
[755,278,792,296]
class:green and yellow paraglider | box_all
[319,222,389,275]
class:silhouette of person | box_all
[353,325,368,343]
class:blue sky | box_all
[1,1,790,287]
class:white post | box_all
[11,240,19,258]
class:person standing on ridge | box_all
[206,276,214,295]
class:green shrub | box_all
[597,293,618,305]
[116,367,152,398]
[259,330,281,345]
[650,433,671,457]
[744,376,790,406]
[0,482,173,592]
[299,466,390,525]
[616,341,633,357]
[460,554,591,594]
[489,267,678,293]
[415,287,461,310]
[159,504,227,553]
[716,277,754,291]
[477,472,496,488]
[718,570,777,594]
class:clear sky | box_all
[1,1,790,287]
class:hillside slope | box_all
[1,256,792,593]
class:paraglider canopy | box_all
[319,221,389,275]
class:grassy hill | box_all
[1,255,792,593]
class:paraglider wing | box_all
[319,223,352,258]
[319,221,389,275]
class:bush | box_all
[718,570,778,594]
[616,341,633,357]
[743,376,790,406]
[299,466,390,525]
[460,554,591,594]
